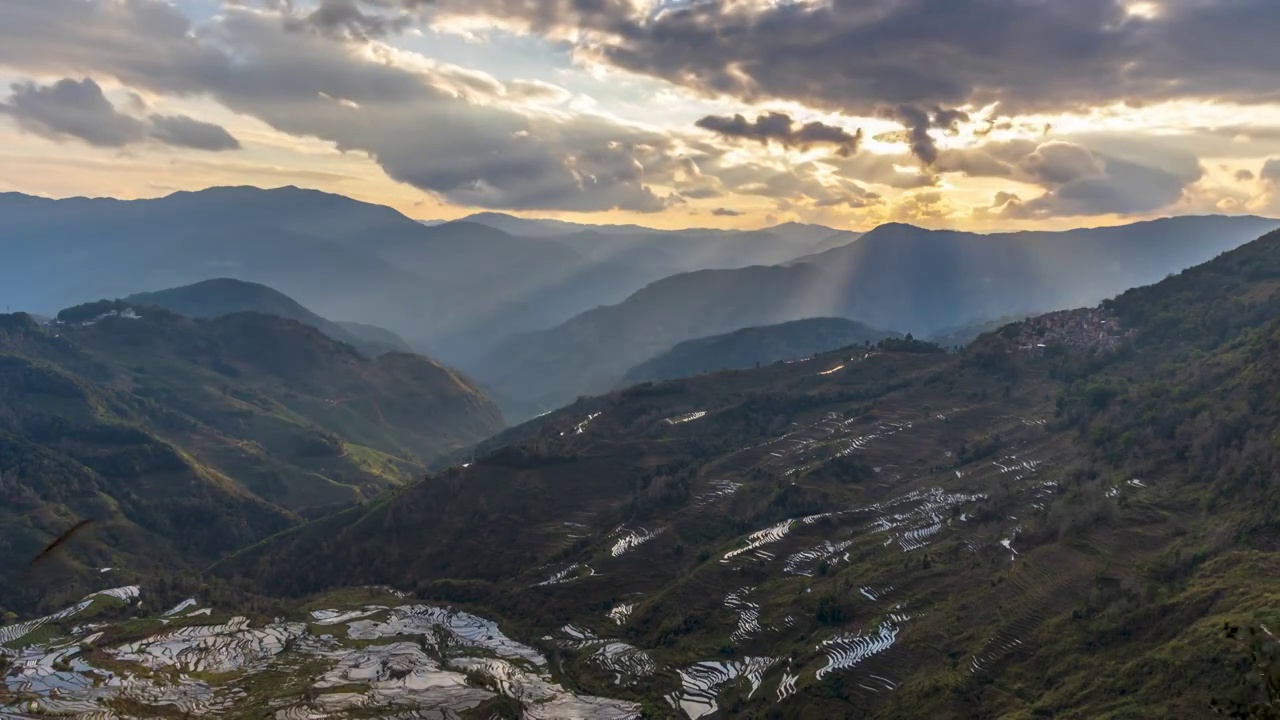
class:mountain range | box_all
[474,214,1280,419]
[7,187,1275,424]
[3,195,1280,716]
[0,187,848,367]
[214,225,1280,719]
[444,211,855,250]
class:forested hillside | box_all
[0,303,502,616]
[221,229,1280,718]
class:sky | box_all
[2,0,1280,231]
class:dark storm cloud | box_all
[402,0,1280,116]
[1017,141,1106,185]
[0,0,1265,221]
[284,0,643,41]
[285,0,413,39]
[695,112,862,156]
[0,77,241,151]
[404,0,640,33]
[911,137,1204,219]
[933,108,970,133]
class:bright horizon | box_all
[8,182,1276,237]
[2,1,1280,232]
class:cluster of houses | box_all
[1013,307,1132,354]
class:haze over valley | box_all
[5,187,1277,420]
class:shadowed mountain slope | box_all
[620,317,893,386]
[474,214,1280,419]
[222,228,1280,719]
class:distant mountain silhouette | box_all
[456,211,672,237]
[458,212,862,250]
[474,215,1280,419]
[127,278,412,357]
[0,187,842,366]
[620,317,891,386]
[765,222,861,251]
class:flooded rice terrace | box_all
[0,588,641,719]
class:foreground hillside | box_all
[620,317,892,386]
[222,229,1280,718]
[476,215,1280,418]
[0,303,502,616]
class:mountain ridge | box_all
[619,316,894,386]
[474,214,1280,419]
[126,278,414,358]
[0,187,850,367]
[217,226,1280,719]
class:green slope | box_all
[0,303,503,616]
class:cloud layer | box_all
[696,112,862,157]
[0,0,684,212]
[0,0,1276,225]
[412,0,1280,113]
[0,77,241,151]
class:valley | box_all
[5,0,1280,716]
[2,192,1280,720]
[5,189,1278,423]
[197,227,1280,717]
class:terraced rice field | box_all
[610,526,665,557]
[669,657,777,719]
[816,615,908,680]
[3,363,1102,718]
[502,396,1071,716]
[0,590,641,719]
[549,626,658,686]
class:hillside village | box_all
[1011,307,1133,354]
